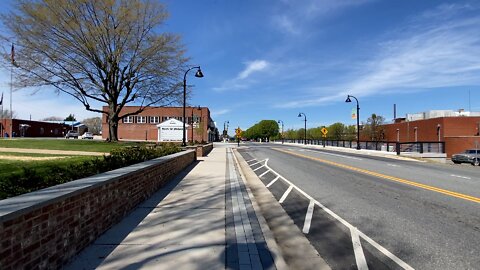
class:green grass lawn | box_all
[0,152,70,157]
[0,138,138,152]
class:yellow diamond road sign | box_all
[321,127,328,135]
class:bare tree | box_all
[362,113,386,141]
[42,116,63,121]
[82,117,102,135]
[1,0,188,141]
[0,110,17,119]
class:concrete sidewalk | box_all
[66,146,285,269]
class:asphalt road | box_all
[237,142,480,270]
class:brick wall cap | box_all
[0,150,195,222]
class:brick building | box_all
[102,106,217,142]
[382,110,480,157]
[0,118,72,138]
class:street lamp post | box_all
[182,66,204,147]
[197,105,202,142]
[223,120,229,142]
[345,95,360,150]
[277,120,284,144]
[298,113,307,145]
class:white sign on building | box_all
[156,118,188,142]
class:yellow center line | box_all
[273,148,480,204]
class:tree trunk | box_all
[107,110,119,142]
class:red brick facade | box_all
[0,119,71,138]
[0,150,196,270]
[383,117,480,157]
[102,106,216,142]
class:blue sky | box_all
[2,0,480,135]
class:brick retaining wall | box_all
[186,143,213,157]
[0,150,196,270]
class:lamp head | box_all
[195,67,204,78]
[345,96,352,103]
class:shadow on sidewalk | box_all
[65,160,202,269]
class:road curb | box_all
[232,149,289,270]
[233,149,331,270]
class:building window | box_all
[162,116,170,122]
[123,116,134,123]
[137,116,147,124]
[149,116,160,124]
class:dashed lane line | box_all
[302,201,315,234]
[450,174,471,180]
[247,157,414,270]
[273,148,480,204]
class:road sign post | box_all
[321,127,328,148]
[235,127,242,147]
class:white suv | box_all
[81,132,94,139]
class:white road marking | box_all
[253,165,265,172]
[305,149,363,160]
[450,174,471,180]
[258,169,271,178]
[279,185,293,204]
[266,176,280,188]
[249,158,268,167]
[246,159,256,163]
[262,162,414,270]
[302,201,315,234]
[351,227,368,270]
[387,163,400,167]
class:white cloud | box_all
[272,15,299,35]
[211,108,230,117]
[237,60,269,79]
[271,0,374,35]
[276,3,480,108]
[213,60,270,92]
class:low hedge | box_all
[0,143,180,200]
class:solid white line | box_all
[279,185,293,204]
[266,176,280,188]
[258,169,271,178]
[302,201,315,234]
[246,159,256,163]
[351,227,368,270]
[451,174,471,180]
[253,165,265,172]
[305,149,363,160]
[263,162,414,269]
[357,231,414,270]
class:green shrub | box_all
[0,144,181,200]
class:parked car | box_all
[81,132,94,139]
[451,149,480,166]
[65,130,79,139]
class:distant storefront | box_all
[102,106,218,143]
[0,119,72,138]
